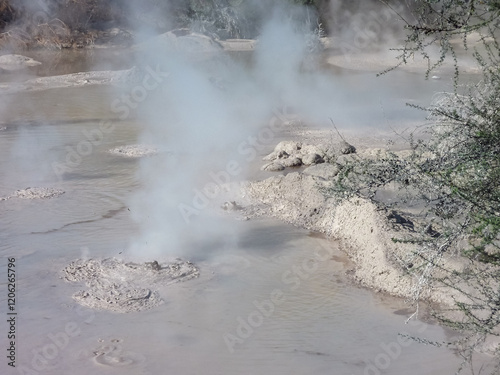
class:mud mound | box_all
[0,187,65,201]
[62,258,199,313]
[108,144,158,158]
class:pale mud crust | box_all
[62,258,200,313]
[0,68,136,94]
[267,117,420,154]
[325,49,481,75]
[322,31,487,75]
[108,144,158,158]
[0,187,65,201]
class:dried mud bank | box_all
[0,68,136,94]
[236,137,472,309]
[242,166,417,299]
[0,32,252,95]
[322,35,483,75]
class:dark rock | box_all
[340,140,356,155]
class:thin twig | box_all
[329,118,346,142]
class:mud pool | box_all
[0,51,476,374]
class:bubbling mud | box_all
[62,258,199,313]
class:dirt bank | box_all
[240,159,416,299]
[233,132,475,311]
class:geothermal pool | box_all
[0,50,469,374]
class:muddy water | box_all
[0,53,470,374]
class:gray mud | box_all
[62,258,199,313]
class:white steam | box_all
[124,3,343,260]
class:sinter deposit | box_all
[62,258,199,313]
